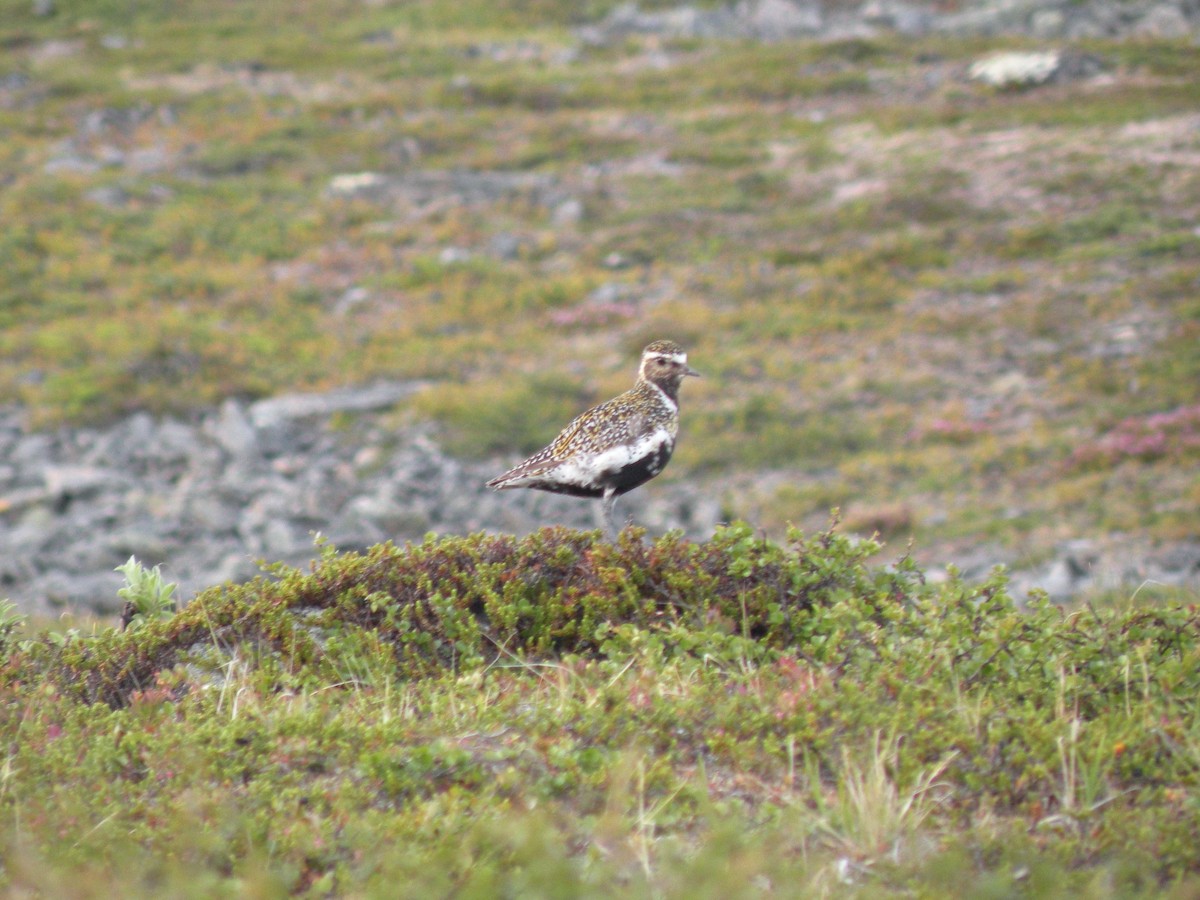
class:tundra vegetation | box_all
[1,0,1198,894]
[1,1,1197,555]
[3,525,1200,895]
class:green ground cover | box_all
[2,525,1198,896]
[2,4,1198,891]
[1,2,1197,558]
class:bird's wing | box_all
[547,394,638,459]
[485,404,614,487]
[487,388,653,488]
[486,453,560,486]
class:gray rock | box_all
[860,0,933,35]
[42,465,126,500]
[261,519,306,557]
[206,552,260,588]
[206,399,259,460]
[8,436,54,480]
[1133,3,1190,36]
[86,185,131,208]
[582,0,832,41]
[44,148,98,174]
[126,145,172,174]
[34,571,126,615]
[932,0,1036,35]
[0,72,31,93]
[574,0,1199,43]
[1062,15,1102,38]
[181,488,238,532]
[589,3,720,40]
[0,487,48,517]
[737,0,823,37]
[94,145,125,168]
[329,494,430,546]
[587,281,636,305]
[328,168,569,215]
[1153,542,1200,576]
[248,381,424,429]
[1029,7,1067,37]
[119,410,157,444]
[0,552,37,595]
[488,232,529,260]
[325,510,390,551]
[439,246,472,264]
[552,198,585,226]
[333,286,371,316]
[1060,0,1123,36]
[104,527,174,563]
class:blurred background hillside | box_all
[1,0,1197,613]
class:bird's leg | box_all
[600,487,619,541]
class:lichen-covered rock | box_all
[968,51,1061,88]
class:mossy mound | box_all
[11,523,910,707]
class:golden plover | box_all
[487,340,699,537]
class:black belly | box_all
[528,443,673,499]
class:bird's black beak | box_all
[685,365,700,377]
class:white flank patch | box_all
[554,429,672,487]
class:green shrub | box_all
[2,526,1199,893]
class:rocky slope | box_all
[2,386,1195,617]
[0,390,721,617]
[4,0,1198,615]
[578,0,1198,43]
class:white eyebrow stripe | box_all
[647,353,688,365]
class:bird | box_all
[487,340,699,537]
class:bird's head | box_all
[639,340,699,389]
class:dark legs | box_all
[600,487,619,540]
